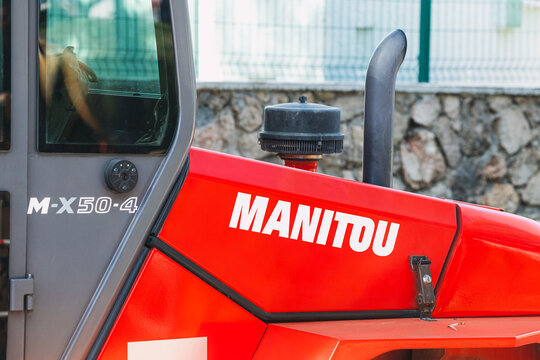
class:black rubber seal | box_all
[87,247,150,360]
[434,204,462,296]
[147,236,418,323]
[151,156,190,235]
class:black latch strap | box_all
[409,255,436,320]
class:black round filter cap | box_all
[259,96,343,154]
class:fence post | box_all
[418,0,431,82]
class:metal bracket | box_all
[409,256,436,320]
[10,274,34,312]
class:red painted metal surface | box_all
[254,317,540,359]
[159,147,458,312]
[434,203,540,317]
[282,158,319,172]
[443,346,540,360]
[96,148,540,358]
[97,249,267,360]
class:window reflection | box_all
[38,0,178,154]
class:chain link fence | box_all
[189,0,540,85]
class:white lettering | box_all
[229,192,401,256]
[28,196,138,215]
[290,205,322,243]
[262,200,291,238]
[372,221,400,257]
[333,212,375,252]
[229,192,268,232]
[57,197,76,214]
[316,210,334,245]
[348,215,375,253]
[95,197,112,214]
[77,197,94,214]
[27,197,51,214]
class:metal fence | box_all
[188,0,540,85]
[43,0,162,93]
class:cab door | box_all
[4,1,195,359]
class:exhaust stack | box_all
[362,30,407,187]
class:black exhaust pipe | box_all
[362,30,407,187]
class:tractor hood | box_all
[157,148,540,320]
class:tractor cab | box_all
[0,1,195,358]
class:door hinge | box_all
[10,274,34,312]
[409,256,436,320]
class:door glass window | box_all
[0,0,10,151]
[38,0,178,154]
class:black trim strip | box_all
[151,156,190,235]
[0,0,11,151]
[146,236,419,323]
[87,247,150,360]
[434,204,462,296]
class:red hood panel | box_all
[159,148,458,313]
[254,317,540,359]
[434,203,540,317]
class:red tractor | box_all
[0,1,538,359]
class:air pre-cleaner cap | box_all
[259,96,344,155]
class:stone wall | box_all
[194,84,540,221]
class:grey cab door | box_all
[4,1,195,359]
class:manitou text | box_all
[229,192,400,256]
